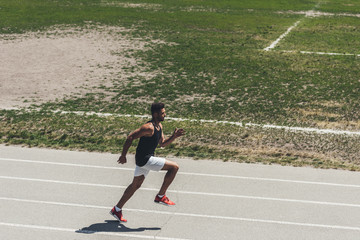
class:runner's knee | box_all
[171,162,179,172]
[131,176,144,189]
[163,160,179,172]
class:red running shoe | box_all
[109,207,127,222]
[154,195,175,206]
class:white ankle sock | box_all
[115,206,121,212]
[158,194,164,198]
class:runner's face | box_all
[158,108,166,122]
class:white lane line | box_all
[6,108,360,136]
[264,20,301,51]
[1,197,360,232]
[184,170,360,188]
[1,157,360,188]
[2,175,360,208]
[0,157,129,171]
[0,222,189,240]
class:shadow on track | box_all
[76,220,161,234]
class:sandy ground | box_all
[0,24,160,109]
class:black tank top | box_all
[135,121,162,167]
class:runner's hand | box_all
[173,128,185,138]
[118,155,127,164]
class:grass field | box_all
[1,0,360,170]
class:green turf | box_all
[319,0,360,13]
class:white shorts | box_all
[134,156,166,177]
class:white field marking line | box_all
[56,111,360,136]
[281,50,360,57]
[2,175,360,208]
[277,10,360,18]
[1,197,360,232]
[268,8,360,57]
[0,222,189,240]
[50,110,360,136]
[1,157,360,188]
[7,108,360,136]
[264,20,301,51]
[246,122,360,136]
[263,1,324,51]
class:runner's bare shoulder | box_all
[140,122,154,137]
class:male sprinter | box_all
[110,102,185,222]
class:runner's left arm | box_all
[159,128,185,148]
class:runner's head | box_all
[151,102,165,122]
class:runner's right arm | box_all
[118,123,153,164]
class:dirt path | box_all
[0,24,160,109]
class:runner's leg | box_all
[116,175,145,208]
[158,160,179,196]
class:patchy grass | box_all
[1,110,359,171]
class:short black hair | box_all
[151,102,165,115]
